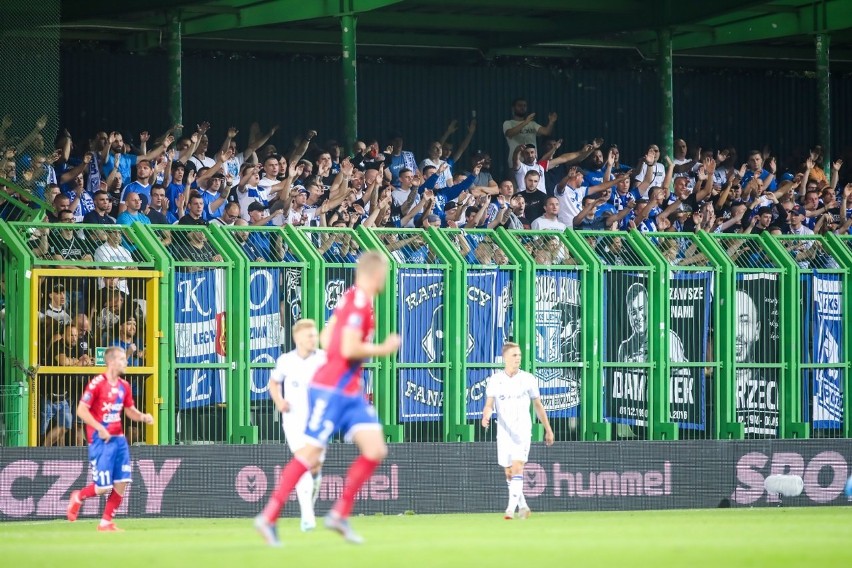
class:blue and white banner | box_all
[535,270,581,418]
[174,269,226,410]
[248,268,284,401]
[465,269,513,419]
[324,268,355,322]
[398,270,444,422]
[803,274,843,429]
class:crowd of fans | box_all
[1,100,851,444]
[1,102,849,253]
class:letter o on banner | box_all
[803,451,848,503]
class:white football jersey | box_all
[486,370,540,437]
[270,349,326,427]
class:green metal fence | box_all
[136,224,241,445]
[3,222,852,446]
[500,229,588,442]
[359,227,453,442]
[572,230,659,440]
[214,224,309,443]
[286,226,380,443]
[635,231,722,441]
[707,232,802,439]
[0,221,161,447]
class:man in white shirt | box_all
[267,319,328,532]
[502,98,557,166]
[530,197,566,231]
[481,343,554,520]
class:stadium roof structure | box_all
[58,0,852,67]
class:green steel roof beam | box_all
[672,0,851,51]
[182,0,404,35]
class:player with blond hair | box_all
[482,342,554,519]
[256,251,400,546]
[268,318,327,531]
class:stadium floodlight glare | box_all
[763,474,804,498]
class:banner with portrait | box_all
[668,271,712,430]
[534,270,581,418]
[603,271,650,426]
[801,273,843,430]
[174,269,226,410]
[735,273,779,436]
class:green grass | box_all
[3,509,851,567]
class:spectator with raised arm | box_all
[503,98,556,166]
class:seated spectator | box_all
[38,283,71,359]
[93,229,134,263]
[51,324,91,366]
[111,315,145,366]
[116,191,151,226]
[531,197,567,230]
[49,209,92,257]
[41,388,72,446]
[170,229,223,265]
[82,190,116,224]
[178,192,210,226]
[145,184,171,224]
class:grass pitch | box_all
[3,508,850,568]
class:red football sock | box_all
[333,456,380,519]
[262,457,309,523]
[78,483,97,501]
[102,489,123,522]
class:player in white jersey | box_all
[481,342,554,520]
[268,319,327,531]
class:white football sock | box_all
[295,471,315,524]
[507,475,523,513]
[312,472,322,506]
[508,478,529,509]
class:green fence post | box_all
[562,230,609,441]
[284,225,324,324]
[133,224,175,444]
[761,233,808,439]
[357,227,404,442]
[429,228,474,442]
[697,231,743,440]
[209,224,256,443]
[629,232,677,440]
[0,221,32,446]
[826,233,852,438]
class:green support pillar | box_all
[816,33,831,172]
[167,15,183,138]
[341,14,358,153]
[657,28,674,157]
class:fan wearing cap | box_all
[785,204,814,236]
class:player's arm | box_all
[76,400,111,442]
[320,316,337,350]
[340,325,400,360]
[267,377,290,413]
[124,405,154,425]
[481,396,495,428]
[532,398,555,446]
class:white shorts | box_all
[496,434,530,468]
[283,420,326,464]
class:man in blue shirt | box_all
[740,150,777,192]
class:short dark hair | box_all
[399,168,412,177]
[188,191,204,204]
[524,170,540,179]
[511,97,526,106]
